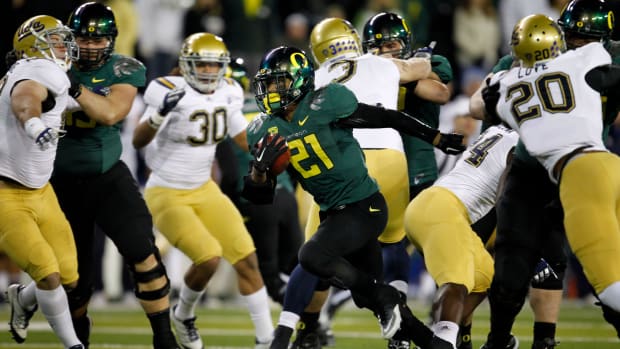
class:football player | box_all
[405,125,518,349]
[481,13,620,348]
[2,15,84,349]
[133,33,275,349]
[50,3,178,348]
[223,58,304,306]
[470,1,620,347]
[242,45,465,349]
[287,16,450,349]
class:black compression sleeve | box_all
[586,65,620,97]
[336,103,439,144]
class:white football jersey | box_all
[0,59,69,188]
[142,76,247,189]
[315,53,404,152]
[435,125,518,223]
[492,42,610,182]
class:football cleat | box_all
[531,337,559,349]
[374,284,402,339]
[170,305,203,349]
[480,334,519,349]
[255,337,273,349]
[7,284,37,343]
[290,325,322,349]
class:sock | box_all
[533,322,556,341]
[459,323,472,347]
[432,321,459,347]
[147,309,176,348]
[299,312,320,331]
[243,286,274,342]
[19,282,38,310]
[279,310,300,329]
[175,283,205,320]
[36,286,81,348]
[283,265,319,314]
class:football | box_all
[258,134,290,176]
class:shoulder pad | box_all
[113,55,146,78]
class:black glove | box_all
[252,134,288,173]
[5,50,18,67]
[158,88,186,116]
[67,70,82,98]
[482,77,501,124]
[435,132,466,155]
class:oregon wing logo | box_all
[113,56,144,77]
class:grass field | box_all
[0,299,616,349]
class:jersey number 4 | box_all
[506,72,575,125]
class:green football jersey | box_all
[54,54,146,176]
[399,54,453,187]
[492,48,620,166]
[246,83,378,211]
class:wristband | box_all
[148,112,166,129]
[24,117,46,140]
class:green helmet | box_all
[362,12,412,59]
[253,46,314,116]
[67,1,118,70]
[226,57,250,92]
[557,0,614,46]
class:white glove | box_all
[24,117,64,150]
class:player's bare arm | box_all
[469,72,494,121]
[413,79,450,104]
[73,83,137,126]
[10,80,47,125]
[391,57,431,83]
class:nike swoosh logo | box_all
[256,148,266,162]
[298,115,309,126]
[91,77,106,83]
[369,206,381,213]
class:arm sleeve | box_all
[336,103,439,144]
[585,65,620,98]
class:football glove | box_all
[435,132,466,155]
[252,134,288,174]
[67,70,82,99]
[413,41,436,60]
[531,258,559,286]
[482,78,501,124]
[149,88,186,128]
[158,88,186,116]
[24,117,65,151]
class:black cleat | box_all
[480,334,519,349]
[374,284,402,339]
[531,337,558,349]
[290,326,321,349]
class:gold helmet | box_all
[511,14,566,67]
[309,18,362,65]
[13,15,78,71]
[179,32,231,93]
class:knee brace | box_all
[66,282,94,312]
[129,250,171,301]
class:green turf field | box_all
[0,299,616,348]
